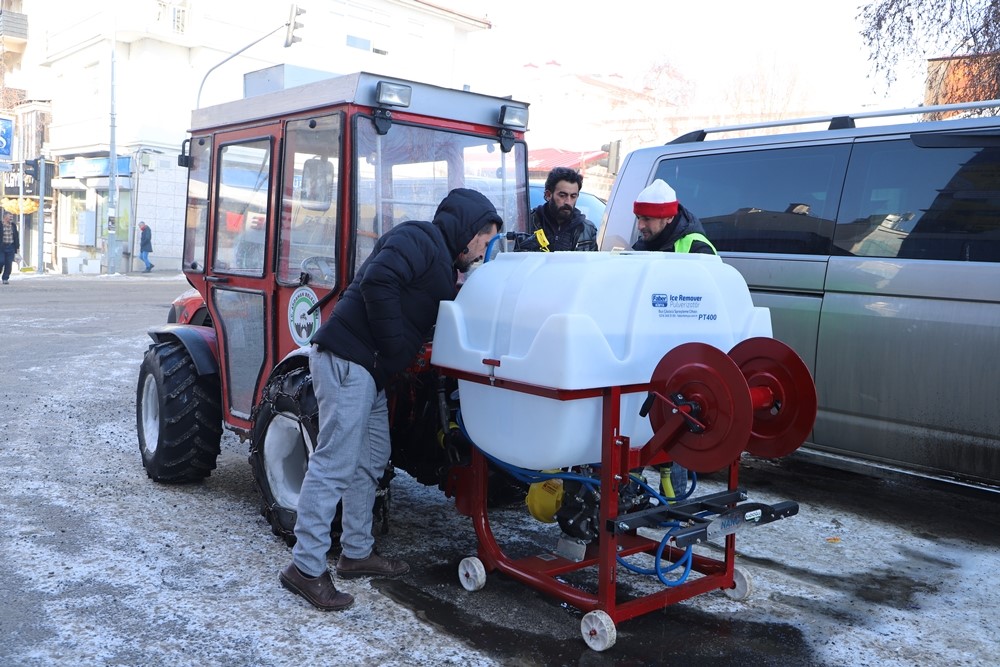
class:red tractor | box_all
[136,72,530,543]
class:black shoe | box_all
[279,563,354,611]
[336,551,409,579]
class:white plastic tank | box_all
[431,252,772,470]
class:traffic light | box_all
[284,4,305,47]
[23,159,38,179]
[599,140,622,175]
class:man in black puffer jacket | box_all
[517,167,597,251]
[280,189,502,612]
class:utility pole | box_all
[106,32,118,274]
[196,4,305,109]
[36,158,45,273]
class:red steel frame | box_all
[444,370,741,625]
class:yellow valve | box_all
[534,229,551,252]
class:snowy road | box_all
[1,273,997,666]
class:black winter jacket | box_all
[139,225,153,253]
[631,204,715,254]
[0,218,19,252]
[311,188,503,389]
[517,203,598,251]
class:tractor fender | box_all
[269,346,311,379]
[147,324,219,376]
[167,288,207,325]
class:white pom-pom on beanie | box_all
[633,179,678,218]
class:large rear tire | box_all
[249,366,392,547]
[137,341,223,482]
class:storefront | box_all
[51,155,133,274]
[0,161,52,272]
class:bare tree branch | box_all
[861,0,1000,105]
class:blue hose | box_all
[669,467,699,501]
[483,233,505,263]
[455,392,696,585]
[616,533,694,586]
[456,409,599,487]
[617,475,694,585]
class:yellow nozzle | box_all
[534,229,551,252]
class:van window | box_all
[654,145,849,254]
[835,139,1000,261]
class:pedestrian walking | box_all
[1,211,20,285]
[138,222,154,273]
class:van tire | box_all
[137,341,223,483]
[249,366,391,548]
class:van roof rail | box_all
[667,98,1000,144]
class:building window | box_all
[346,34,370,51]
[157,1,187,34]
[58,189,94,246]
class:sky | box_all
[464,0,926,114]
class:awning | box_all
[1,197,38,214]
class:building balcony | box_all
[0,11,28,54]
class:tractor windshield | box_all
[351,116,528,276]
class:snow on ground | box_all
[1,275,997,666]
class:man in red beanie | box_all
[631,179,716,254]
[631,178,716,500]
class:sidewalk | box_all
[3,266,188,282]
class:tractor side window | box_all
[183,135,212,273]
[278,113,343,286]
[214,139,271,276]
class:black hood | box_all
[432,188,504,260]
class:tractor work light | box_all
[376,81,412,108]
[499,104,529,129]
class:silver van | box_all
[600,100,1000,489]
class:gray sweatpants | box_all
[291,346,390,577]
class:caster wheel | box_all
[458,556,486,592]
[723,567,753,601]
[581,610,617,651]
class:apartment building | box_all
[2,0,489,273]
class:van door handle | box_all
[205,276,230,283]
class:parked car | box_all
[600,100,1000,489]
[529,181,606,225]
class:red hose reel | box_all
[646,338,817,472]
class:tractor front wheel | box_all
[249,366,392,547]
[136,341,223,483]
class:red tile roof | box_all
[528,148,607,174]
